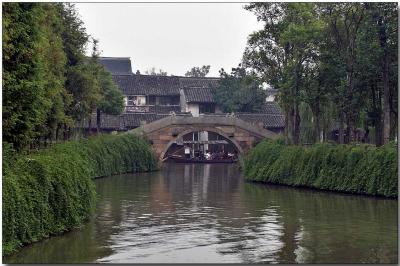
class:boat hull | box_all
[167,157,237,164]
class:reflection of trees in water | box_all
[6,165,397,263]
[240,183,397,263]
[3,210,114,263]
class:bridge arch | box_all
[130,115,279,160]
[159,127,244,160]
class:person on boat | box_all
[205,150,212,160]
[184,146,191,159]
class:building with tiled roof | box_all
[98,57,133,75]
[178,76,220,88]
[182,87,215,103]
[86,57,285,134]
[112,75,180,96]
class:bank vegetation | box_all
[243,140,397,197]
[3,134,157,255]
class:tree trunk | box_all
[313,103,320,143]
[55,124,60,143]
[338,112,345,144]
[371,83,383,146]
[284,109,290,144]
[314,114,320,143]
[379,16,390,144]
[375,115,383,146]
[293,102,301,145]
[88,118,92,136]
[63,124,68,141]
[96,109,101,134]
[382,55,390,144]
[287,106,295,144]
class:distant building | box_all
[98,57,133,76]
[86,57,285,133]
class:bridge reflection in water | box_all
[4,163,397,264]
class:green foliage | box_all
[97,69,124,115]
[2,134,158,255]
[145,67,168,76]
[3,3,51,149]
[185,65,211,77]
[243,140,398,197]
[213,67,266,113]
[2,3,123,148]
[243,3,398,145]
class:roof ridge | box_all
[237,113,284,116]
[178,76,220,79]
[99,57,131,60]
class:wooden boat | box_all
[167,154,238,164]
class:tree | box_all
[244,3,324,144]
[185,65,210,77]
[243,3,398,145]
[96,68,124,132]
[145,67,167,76]
[57,3,91,139]
[2,3,124,149]
[213,67,266,113]
[90,39,124,132]
[3,3,68,150]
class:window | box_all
[127,96,146,106]
[147,95,156,105]
[159,96,171,105]
[199,103,215,114]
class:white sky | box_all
[75,3,263,77]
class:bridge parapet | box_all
[130,114,279,159]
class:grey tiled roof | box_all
[113,75,180,96]
[236,113,285,129]
[123,113,170,128]
[84,113,124,130]
[85,113,171,130]
[98,57,133,75]
[236,102,285,129]
[183,87,215,103]
[262,102,283,114]
[179,77,220,88]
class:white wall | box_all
[179,89,187,112]
[266,95,275,102]
[199,131,209,151]
[187,103,199,117]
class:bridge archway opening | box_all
[161,129,243,161]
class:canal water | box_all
[4,163,397,263]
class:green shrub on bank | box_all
[3,133,157,255]
[243,139,398,197]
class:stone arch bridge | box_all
[130,114,278,160]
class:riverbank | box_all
[2,133,158,255]
[243,139,397,198]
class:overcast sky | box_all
[75,3,263,77]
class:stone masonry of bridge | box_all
[130,114,279,160]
